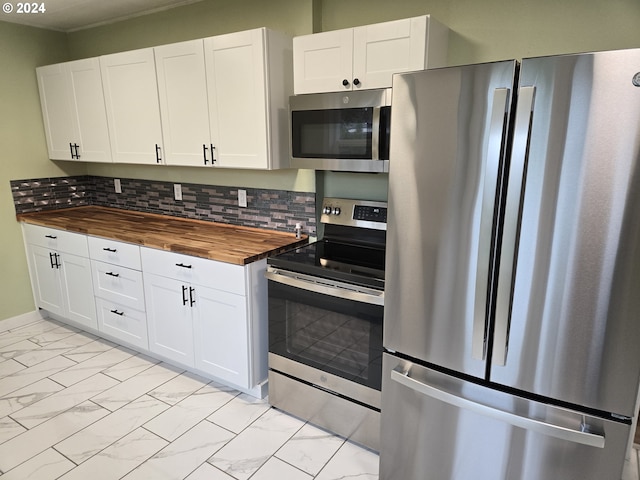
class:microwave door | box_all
[292,108,373,159]
[289,89,390,172]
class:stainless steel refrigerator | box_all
[381,49,640,480]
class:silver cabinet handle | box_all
[371,106,381,161]
[391,366,605,448]
[265,267,384,306]
[472,88,511,361]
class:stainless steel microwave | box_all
[289,89,391,173]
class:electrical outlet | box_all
[114,179,122,194]
[174,184,182,201]
[238,189,247,208]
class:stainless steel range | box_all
[266,197,386,451]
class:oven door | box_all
[266,267,384,393]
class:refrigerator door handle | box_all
[390,366,605,448]
[492,85,537,366]
[472,88,511,361]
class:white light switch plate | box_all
[114,179,121,194]
[238,189,247,208]
[174,184,182,201]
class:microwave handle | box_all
[372,107,381,161]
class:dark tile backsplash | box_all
[11,175,316,236]
[10,176,93,212]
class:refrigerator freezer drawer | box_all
[380,353,630,480]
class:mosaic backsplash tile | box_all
[10,176,93,212]
[11,176,316,236]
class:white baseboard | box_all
[0,309,46,333]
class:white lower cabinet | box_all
[26,244,65,317]
[144,272,196,367]
[23,225,97,329]
[141,247,256,390]
[192,285,248,386]
[58,253,97,328]
[90,236,147,350]
[95,298,148,350]
[22,225,268,397]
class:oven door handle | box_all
[265,267,384,306]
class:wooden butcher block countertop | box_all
[17,206,308,265]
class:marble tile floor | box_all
[3,313,640,480]
[0,314,379,480]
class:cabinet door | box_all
[193,284,249,387]
[59,252,97,329]
[36,63,78,160]
[100,48,164,164]
[352,16,428,90]
[204,29,269,169]
[144,273,194,366]
[27,245,65,316]
[68,58,112,163]
[293,29,353,94]
[155,40,213,167]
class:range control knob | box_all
[323,206,332,214]
[332,207,341,215]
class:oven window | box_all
[291,108,373,159]
[268,281,383,391]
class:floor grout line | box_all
[0,315,379,480]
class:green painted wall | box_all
[319,0,640,66]
[2,0,640,321]
[67,0,313,59]
[0,22,83,321]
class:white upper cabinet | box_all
[100,48,164,165]
[293,29,354,94]
[154,28,292,169]
[36,58,112,162]
[293,15,449,94]
[205,28,292,169]
[205,29,269,169]
[36,27,292,169]
[154,40,212,167]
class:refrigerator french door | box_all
[381,49,640,480]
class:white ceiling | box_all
[1,0,204,32]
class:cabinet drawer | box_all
[91,260,145,311]
[88,236,141,270]
[22,223,89,257]
[140,247,245,295]
[95,297,148,350]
